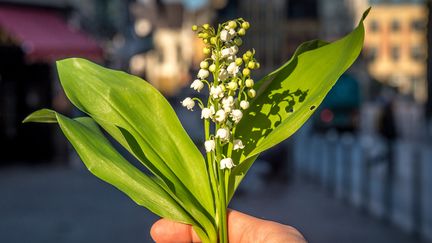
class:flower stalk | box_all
[185,18,259,243]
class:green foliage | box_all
[227,9,369,200]
[23,9,368,243]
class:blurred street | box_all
[0,165,423,243]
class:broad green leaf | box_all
[55,59,217,241]
[228,9,369,201]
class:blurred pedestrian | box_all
[377,91,397,222]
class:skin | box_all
[151,210,307,243]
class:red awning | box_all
[0,5,103,62]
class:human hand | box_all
[150,210,306,243]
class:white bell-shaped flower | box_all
[228,28,236,37]
[221,48,233,59]
[220,29,234,42]
[197,69,209,79]
[210,86,224,99]
[231,109,243,123]
[204,140,216,152]
[216,127,230,141]
[201,106,215,119]
[230,46,238,55]
[181,97,195,110]
[219,69,229,81]
[190,79,204,92]
[233,139,245,150]
[222,96,234,112]
[240,100,249,110]
[215,109,226,123]
[220,157,235,169]
[227,62,239,75]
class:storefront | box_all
[0,4,103,164]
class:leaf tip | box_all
[22,109,58,124]
[361,7,371,22]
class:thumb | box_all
[150,218,201,243]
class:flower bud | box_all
[234,37,243,46]
[227,81,238,91]
[240,100,250,110]
[203,47,211,55]
[248,89,256,98]
[203,24,210,30]
[200,61,209,69]
[235,57,243,66]
[209,64,216,72]
[238,28,246,36]
[192,25,198,31]
[242,53,250,62]
[242,68,251,76]
[245,51,253,57]
[241,21,250,30]
[210,37,217,45]
[248,61,256,69]
[255,62,260,69]
[228,20,237,29]
[245,78,254,88]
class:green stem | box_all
[218,168,228,243]
[204,119,218,214]
[214,122,228,243]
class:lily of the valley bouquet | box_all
[24,9,369,243]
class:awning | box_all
[0,5,103,62]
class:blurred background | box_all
[0,0,431,242]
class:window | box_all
[411,19,425,32]
[391,19,400,32]
[370,20,379,32]
[411,45,425,61]
[366,47,377,61]
[391,46,400,61]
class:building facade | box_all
[362,2,428,102]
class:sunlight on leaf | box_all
[228,8,369,201]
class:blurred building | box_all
[125,0,230,96]
[238,0,319,76]
[361,1,428,103]
[0,1,103,164]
